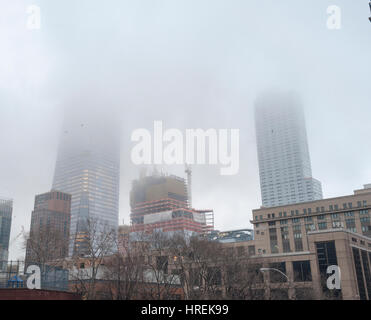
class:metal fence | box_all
[0,260,69,292]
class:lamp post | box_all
[369,1,371,23]
[260,267,293,300]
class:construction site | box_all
[129,167,214,238]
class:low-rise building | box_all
[244,184,371,299]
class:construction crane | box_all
[185,164,192,209]
[9,226,25,247]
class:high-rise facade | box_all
[0,198,12,270]
[25,190,71,264]
[52,117,120,256]
[255,92,322,208]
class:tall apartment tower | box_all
[255,92,323,208]
[0,198,13,270]
[25,191,71,264]
[52,113,120,256]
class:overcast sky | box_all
[1,0,370,259]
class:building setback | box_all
[255,92,322,207]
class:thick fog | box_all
[1,1,370,259]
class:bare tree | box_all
[99,238,148,300]
[69,217,116,300]
[23,225,68,267]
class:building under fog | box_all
[25,190,71,265]
[52,111,120,257]
[255,92,323,208]
[130,172,214,239]
[0,198,12,270]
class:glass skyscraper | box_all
[52,117,120,256]
[0,198,12,270]
[255,92,323,208]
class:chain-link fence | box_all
[0,260,69,291]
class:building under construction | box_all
[129,171,214,238]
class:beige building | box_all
[242,184,371,299]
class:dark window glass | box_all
[292,260,312,282]
[268,262,287,283]
[361,250,371,298]
[352,247,367,300]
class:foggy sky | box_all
[1,1,370,259]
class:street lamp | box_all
[369,1,371,23]
[260,268,293,299]
[260,267,289,282]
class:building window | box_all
[360,217,370,224]
[305,223,316,232]
[282,240,291,253]
[292,218,300,224]
[269,228,278,254]
[316,241,338,279]
[317,215,325,220]
[361,250,371,297]
[269,262,287,283]
[332,221,343,229]
[352,248,367,300]
[292,261,312,282]
[248,245,256,255]
[294,233,302,239]
[346,218,356,231]
[360,209,369,215]
[294,238,303,252]
[318,222,327,230]
[331,213,340,220]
